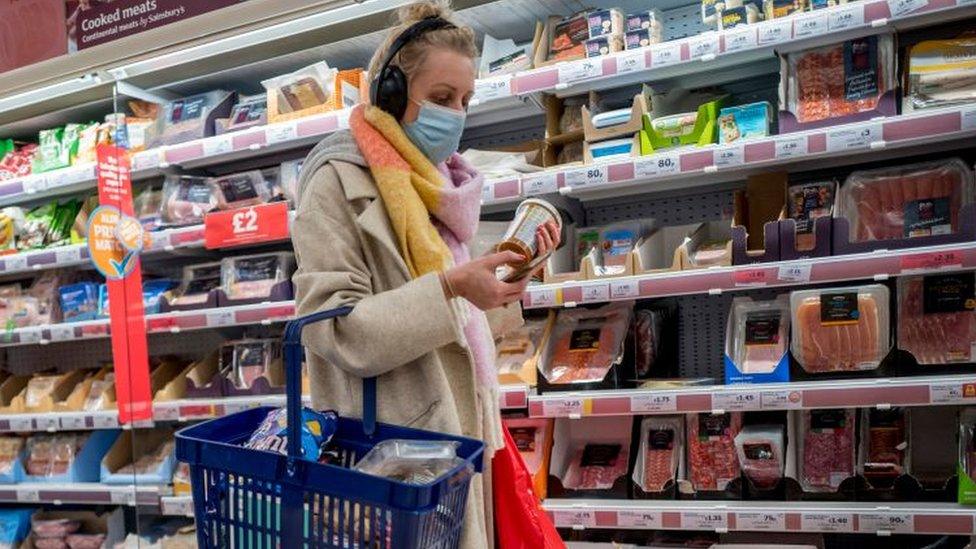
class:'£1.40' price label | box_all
[802,513,854,532]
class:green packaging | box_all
[959,408,976,504]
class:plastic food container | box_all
[726,296,790,375]
[799,408,855,492]
[859,408,910,486]
[734,424,785,490]
[221,252,295,301]
[790,284,891,373]
[221,339,280,389]
[171,262,222,307]
[563,442,630,490]
[210,170,272,210]
[633,416,682,493]
[906,38,976,111]
[352,439,467,485]
[787,180,836,251]
[687,412,742,492]
[160,175,216,227]
[898,273,976,365]
[497,198,562,263]
[539,302,631,385]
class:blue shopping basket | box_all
[175,307,485,548]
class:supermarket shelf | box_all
[522,241,976,309]
[483,103,976,210]
[528,374,976,418]
[0,482,165,507]
[544,499,976,536]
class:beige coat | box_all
[291,131,519,549]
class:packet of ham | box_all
[632,416,682,493]
[539,301,632,385]
[726,296,790,375]
[159,175,216,227]
[687,412,741,492]
[221,253,295,302]
[898,273,976,365]
[798,409,855,492]
[209,170,272,211]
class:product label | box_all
[170,96,207,123]
[177,180,213,203]
[522,173,559,196]
[802,513,854,532]
[650,42,682,67]
[724,25,758,52]
[635,153,680,177]
[745,310,781,345]
[713,144,744,167]
[699,413,731,439]
[758,18,793,45]
[904,197,952,237]
[778,263,812,283]
[844,36,880,102]
[569,328,602,351]
[737,512,786,531]
[789,182,834,234]
[216,174,260,203]
[923,273,976,314]
[811,409,847,431]
[648,428,675,449]
[631,393,677,413]
[820,292,859,325]
[721,6,750,29]
[580,443,622,466]
[744,442,774,460]
[587,9,615,37]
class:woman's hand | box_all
[535,221,561,259]
[443,251,531,310]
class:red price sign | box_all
[900,250,963,273]
[205,202,290,249]
[734,268,768,287]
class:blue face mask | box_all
[402,100,466,165]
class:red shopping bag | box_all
[493,426,565,549]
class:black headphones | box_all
[369,16,456,120]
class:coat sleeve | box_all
[292,163,465,378]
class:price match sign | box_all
[204,202,290,249]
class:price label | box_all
[713,145,744,168]
[3,254,27,272]
[481,182,494,203]
[55,247,83,264]
[689,33,720,60]
[631,393,677,413]
[826,123,883,152]
[204,202,290,249]
[35,416,59,432]
[963,106,976,131]
[529,288,558,308]
[154,405,180,421]
[900,250,963,273]
[761,389,803,410]
[111,489,137,506]
[737,512,786,531]
[59,414,88,431]
[778,263,812,283]
[635,153,680,178]
[801,513,854,532]
[207,310,235,327]
[828,4,864,30]
[775,136,807,159]
[542,398,586,418]
[473,74,513,103]
[17,489,40,503]
[92,413,120,430]
[758,18,793,45]
[265,123,298,145]
[580,283,610,303]
[222,401,251,415]
[860,513,913,533]
[565,165,608,187]
[46,170,70,189]
[558,59,602,84]
[202,135,234,157]
[522,173,559,196]
[930,383,976,404]
[615,49,646,75]
[22,175,47,195]
[49,325,75,342]
[888,0,927,16]
[553,509,596,528]
[18,327,42,345]
[131,151,160,171]
[66,165,95,184]
[724,25,758,53]
[681,512,728,531]
[713,391,761,411]
[617,510,662,528]
[7,416,33,432]
[610,279,639,299]
[734,268,767,287]
[793,11,828,38]
[651,43,682,67]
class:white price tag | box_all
[828,4,864,30]
[962,106,976,131]
[4,254,27,272]
[801,513,855,532]
[610,279,639,299]
[724,25,758,53]
[651,42,682,67]
[737,512,786,531]
[542,398,585,418]
[689,33,720,60]
[761,389,803,410]
[49,325,75,342]
[22,175,47,195]
[92,413,120,430]
[473,74,513,103]
[202,135,234,157]
[860,513,913,533]
[522,173,558,196]
[55,247,83,264]
[59,414,88,431]
[554,509,596,528]
[617,510,662,528]
[18,327,42,345]
[65,165,95,184]
[207,310,235,327]
[565,165,608,187]
[17,489,40,503]
[930,383,973,404]
[635,153,680,178]
[166,497,195,516]
[615,50,646,75]
[713,145,744,167]
[888,0,927,16]
[682,512,728,531]
[713,391,761,411]
[529,288,558,308]
[778,263,812,282]
[826,123,883,152]
[631,393,677,413]
[265,123,297,145]
[558,58,603,84]
[758,19,793,45]
[154,405,180,422]
[7,416,33,431]
[35,416,59,432]
[111,489,137,506]
[46,170,70,189]
[960,0,975,6]
[775,136,807,159]
[481,182,494,203]
[793,11,829,38]
[222,401,250,415]
[131,151,160,171]
[580,282,610,303]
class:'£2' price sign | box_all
[205,202,290,249]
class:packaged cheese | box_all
[539,302,632,385]
[495,317,550,381]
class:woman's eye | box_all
[432,96,452,106]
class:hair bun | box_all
[397,0,453,25]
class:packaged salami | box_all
[538,302,632,385]
[734,424,785,490]
[859,408,910,486]
[787,180,836,251]
[563,442,630,490]
[789,285,891,373]
[221,252,295,301]
[32,518,80,539]
[210,170,272,210]
[798,409,855,492]
[159,175,217,227]
[725,296,790,378]
[170,262,222,307]
[837,158,974,243]
[633,416,682,493]
[504,418,552,482]
[687,412,742,492]
[220,338,281,389]
[898,273,976,365]
[633,309,664,379]
[25,434,88,477]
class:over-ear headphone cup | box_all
[375,65,409,120]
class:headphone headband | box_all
[370,16,456,117]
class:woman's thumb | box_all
[484,250,524,267]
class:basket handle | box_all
[282,306,377,461]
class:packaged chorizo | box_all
[725,296,790,376]
[563,442,630,490]
[159,175,217,227]
[209,170,272,211]
[798,409,855,492]
[898,273,976,365]
[687,412,742,492]
[633,416,682,493]
[859,408,910,486]
[538,302,632,385]
[221,252,295,301]
[734,424,785,490]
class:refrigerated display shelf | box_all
[544,499,976,536]
[0,483,165,507]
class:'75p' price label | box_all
[736,512,786,531]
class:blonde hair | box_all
[368,1,478,84]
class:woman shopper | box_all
[291,1,560,547]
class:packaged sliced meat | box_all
[171,262,222,307]
[209,170,272,210]
[687,412,742,491]
[495,317,550,379]
[837,159,974,242]
[65,534,106,549]
[0,437,23,475]
[133,187,163,231]
[798,409,855,492]
[734,424,785,490]
[595,222,644,276]
[782,34,895,125]
[726,296,790,375]
[160,175,216,227]
[262,62,335,114]
[505,418,550,475]
[59,282,99,323]
[906,38,976,111]
[224,94,268,132]
[633,309,663,379]
[221,253,295,301]
[32,518,80,539]
[277,159,303,204]
[633,416,682,493]
[787,180,836,251]
[83,374,114,411]
[25,434,88,477]
[859,408,910,486]
[154,91,234,147]
[789,285,890,373]
[220,338,281,389]
[539,302,632,384]
[898,273,976,364]
[563,442,630,490]
[353,440,465,485]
